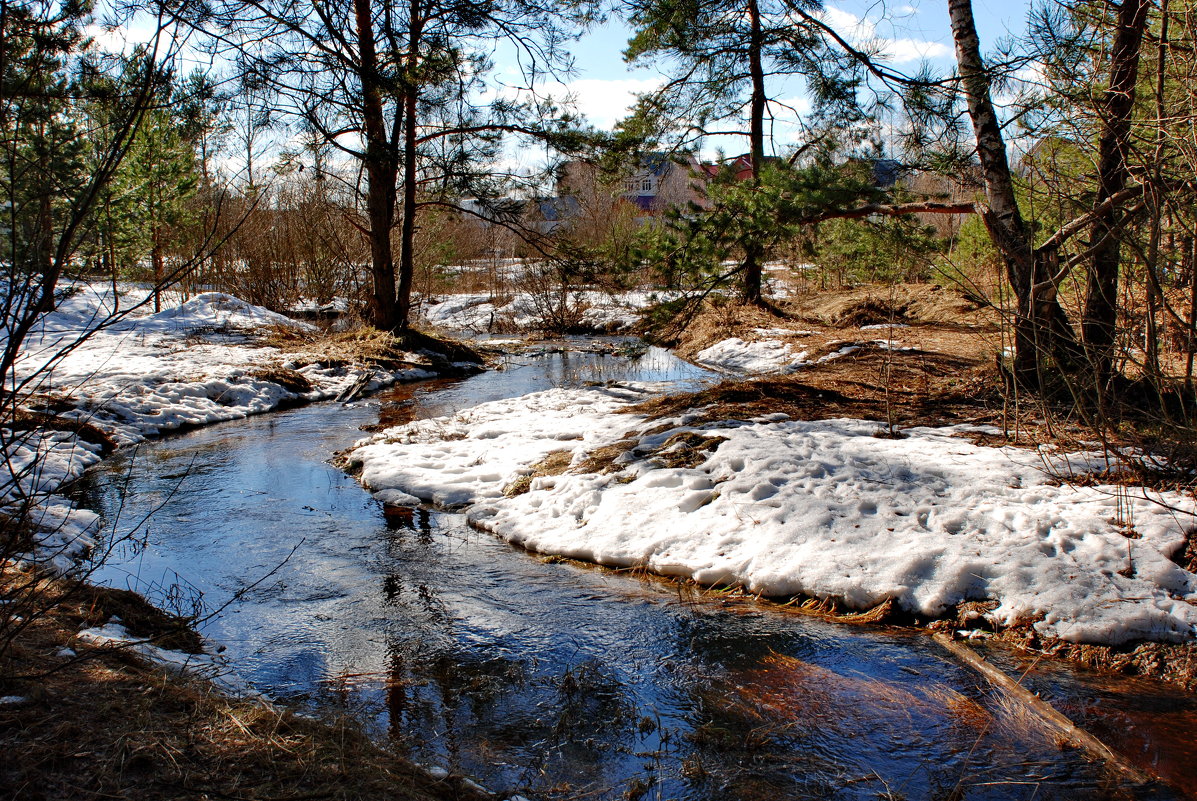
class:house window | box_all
[641,177,654,192]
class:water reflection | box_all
[68,349,1192,801]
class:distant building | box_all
[897,167,982,236]
[556,153,711,222]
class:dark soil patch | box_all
[65,583,204,654]
[399,329,484,366]
[1173,529,1197,573]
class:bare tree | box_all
[187,0,587,331]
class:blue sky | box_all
[536,0,1034,134]
[91,0,1036,178]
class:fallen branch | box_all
[932,632,1155,786]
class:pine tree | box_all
[623,0,858,305]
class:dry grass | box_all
[502,449,575,497]
[646,431,727,469]
[0,567,489,801]
[247,366,314,395]
[797,282,995,328]
[261,325,483,371]
[574,439,640,475]
[923,598,1197,694]
[984,626,1197,696]
[9,410,118,456]
[630,348,1004,434]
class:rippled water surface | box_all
[70,346,1196,801]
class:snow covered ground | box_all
[695,338,812,374]
[695,337,876,375]
[347,385,1197,646]
[417,290,670,333]
[3,283,438,563]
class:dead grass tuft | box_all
[263,325,483,371]
[778,596,899,625]
[502,448,575,497]
[10,410,117,455]
[247,365,314,394]
[65,583,205,654]
[834,298,911,327]
[575,438,640,475]
[985,626,1197,695]
[669,299,789,356]
[918,684,992,730]
[647,431,727,469]
[796,282,995,328]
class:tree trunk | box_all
[395,0,424,331]
[353,0,399,330]
[741,0,766,305]
[1083,0,1150,392]
[948,0,1071,387]
[106,198,118,311]
[152,231,164,313]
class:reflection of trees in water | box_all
[382,635,645,796]
[668,615,1097,800]
[371,348,710,425]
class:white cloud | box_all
[885,38,952,63]
[555,77,667,131]
[821,6,952,65]
[84,21,160,55]
[823,7,875,40]
[774,95,814,117]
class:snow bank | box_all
[695,337,873,375]
[347,387,1197,646]
[695,336,918,375]
[4,283,435,504]
[349,385,656,508]
[695,338,810,374]
[417,290,668,333]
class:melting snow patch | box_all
[751,327,816,338]
[76,622,252,696]
[417,290,672,333]
[5,284,436,504]
[348,387,1197,646]
[695,338,810,374]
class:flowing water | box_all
[69,344,1197,801]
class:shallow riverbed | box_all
[70,345,1197,800]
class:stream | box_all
[70,344,1197,801]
